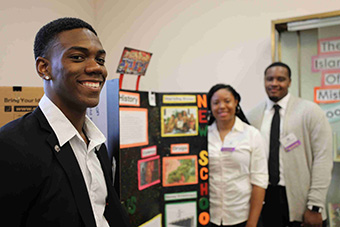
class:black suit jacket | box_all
[0,107,130,227]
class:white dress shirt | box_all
[260,93,290,186]
[208,117,268,225]
[39,95,109,227]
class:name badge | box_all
[221,140,237,152]
[221,147,235,152]
[280,133,301,152]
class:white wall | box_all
[0,0,95,87]
[1,0,340,112]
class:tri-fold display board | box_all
[120,90,209,227]
[87,80,210,227]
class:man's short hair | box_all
[34,17,97,59]
[264,62,291,79]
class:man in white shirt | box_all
[0,17,130,227]
[247,62,333,227]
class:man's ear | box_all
[36,57,51,80]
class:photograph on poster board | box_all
[116,47,152,75]
[163,156,198,187]
[328,203,340,227]
[138,155,160,190]
[161,106,198,137]
[165,201,197,227]
[120,108,149,148]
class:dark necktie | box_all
[269,104,280,186]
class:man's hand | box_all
[302,209,323,227]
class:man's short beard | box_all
[269,96,279,102]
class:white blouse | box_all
[208,117,268,225]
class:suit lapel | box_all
[53,143,97,227]
[95,145,113,186]
[34,107,97,227]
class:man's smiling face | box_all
[44,28,107,112]
[264,66,291,102]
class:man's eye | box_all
[96,58,105,65]
[70,55,84,61]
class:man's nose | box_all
[85,59,105,76]
[271,79,279,86]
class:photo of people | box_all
[161,106,198,137]
[138,156,160,190]
[163,156,198,187]
[116,47,152,75]
[165,201,197,227]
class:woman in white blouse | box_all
[208,84,268,227]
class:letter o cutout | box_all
[199,212,210,225]
[199,197,209,210]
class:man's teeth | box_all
[82,82,100,88]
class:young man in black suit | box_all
[0,17,130,227]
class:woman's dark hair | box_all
[207,83,249,125]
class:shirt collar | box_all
[83,115,106,148]
[39,95,106,147]
[265,93,290,111]
[233,117,244,132]
[210,116,244,134]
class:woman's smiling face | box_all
[210,88,238,124]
